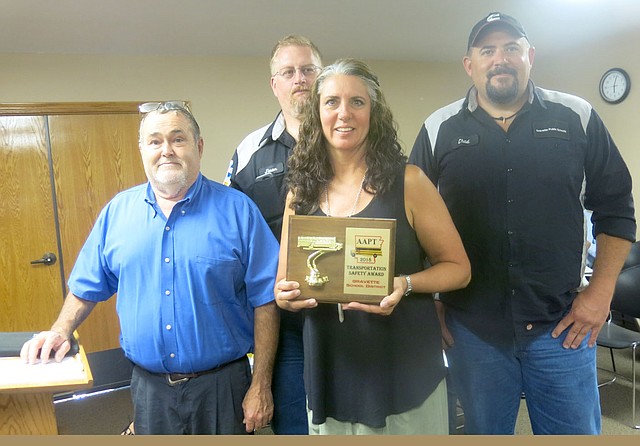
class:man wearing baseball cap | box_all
[410,12,635,434]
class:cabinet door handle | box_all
[30,252,57,266]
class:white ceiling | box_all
[1,0,639,62]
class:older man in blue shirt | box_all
[21,101,279,435]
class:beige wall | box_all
[0,40,637,238]
[0,53,471,180]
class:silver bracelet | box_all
[401,274,413,296]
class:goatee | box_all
[486,68,519,104]
[486,81,519,104]
[291,97,307,119]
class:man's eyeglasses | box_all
[139,101,191,114]
[272,65,321,80]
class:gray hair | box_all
[139,108,201,146]
[314,58,380,104]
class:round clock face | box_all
[599,68,631,104]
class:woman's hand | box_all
[275,279,317,312]
[342,276,405,316]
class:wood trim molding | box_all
[0,102,142,116]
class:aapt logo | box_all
[351,235,384,264]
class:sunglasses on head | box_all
[138,101,191,114]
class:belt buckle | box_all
[166,374,190,385]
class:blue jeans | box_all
[270,311,308,434]
[445,312,601,434]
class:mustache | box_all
[488,67,518,79]
[292,87,310,94]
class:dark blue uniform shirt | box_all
[409,82,636,344]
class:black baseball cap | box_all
[467,12,528,50]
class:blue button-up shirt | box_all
[68,174,278,373]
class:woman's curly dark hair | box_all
[287,58,407,215]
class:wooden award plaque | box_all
[286,215,396,304]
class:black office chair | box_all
[596,241,640,429]
[621,241,640,270]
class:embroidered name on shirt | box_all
[533,121,570,140]
[451,134,479,149]
[536,127,567,134]
[255,162,284,181]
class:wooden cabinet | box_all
[0,103,147,353]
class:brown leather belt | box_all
[163,356,246,385]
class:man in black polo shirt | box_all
[224,35,323,435]
[409,12,635,434]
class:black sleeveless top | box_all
[303,166,446,427]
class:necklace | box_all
[324,169,367,324]
[489,108,522,125]
[325,169,367,218]
[491,110,520,124]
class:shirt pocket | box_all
[251,171,287,225]
[534,139,582,187]
[532,120,583,187]
[195,256,242,306]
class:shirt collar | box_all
[465,79,540,113]
[258,111,286,148]
[258,111,295,149]
[271,111,287,140]
[144,173,202,215]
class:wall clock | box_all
[599,68,631,104]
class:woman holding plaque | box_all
[275,58,471,435]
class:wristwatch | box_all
[401,274,413,296]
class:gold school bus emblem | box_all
[297,236,343,287]
[351,235,384,261]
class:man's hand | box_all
[551,287,611,349]
[20,330,71,364]
[242,382,273,433]
[553,235,631,349]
